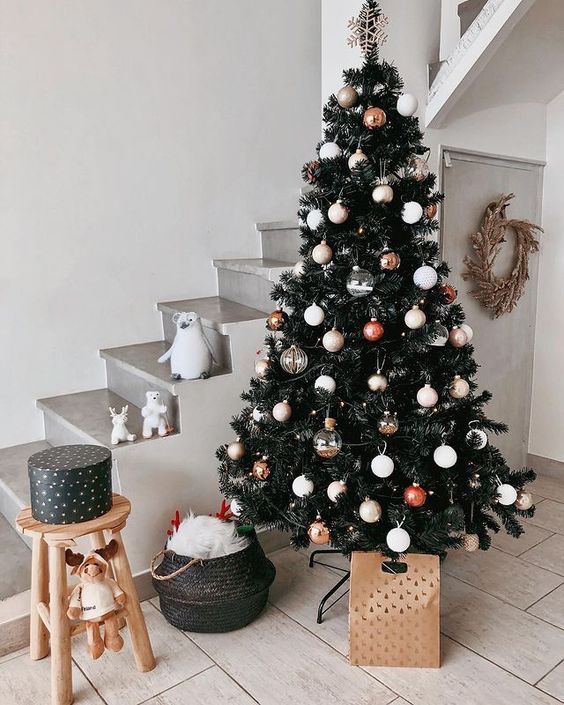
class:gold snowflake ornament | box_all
[347,5,388,55]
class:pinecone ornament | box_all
[463,533,480,552]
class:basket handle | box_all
[150,550,203,581]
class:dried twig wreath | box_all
[462,194,542,318]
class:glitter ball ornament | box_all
[304,303,325,326]
[252,407,269,423]
[466,427,488,449]
[425,203,438,219]
[430,321,449,346]
[252,458,270,481]
[433,444,458,468]
[323,328,345,352]
[293,260,305,277]
[363,318,384,342]
[413,265,438,290]
[328,200,349,224]
[379,250,401,270]
[319,142,342,159]
[460,323,474,343]
[497,483,518,505]
[404,304,426,329]
[346,266,374,297]
[449,375,470,399]
[439,283,458,304]
[337,85,359,108]
[371,453,394,478]
[327,480,348,503]
[387,526,411,552]
[404,484,427,507]
[255,357,270,379]
[378,410,399,436]
[368,370,388,392]
[372,182,394,203]
[449,326,468,348]
[363,106,387,129]
[308,517,330,545]
[463,533,480,552]
[315,375,336,394]
[230,499,242,517]
[312,240,333,264]
[272,400,292,422]
[406,156,429,182]
[267,308,287,331]
[515,490,533,510]
[313,417,342,458]
[348,148,369,170]
[417,383,438,408]
[402,201,424,224]
[292,475,313,498]
[280,345,308,375]
[306,208,324,230]
[227,440,245,461]
[396,93,418,117]
[359,498,382,523]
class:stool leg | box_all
[49,545,73,705]
[110,531,155,672]
[30,535,49,660]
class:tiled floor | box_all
[1,474,563,704]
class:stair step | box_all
[256,221,301,263]
[214,258,293,313]
[213,258,294,281]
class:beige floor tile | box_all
[72,602,212,705]
[528,585,564,630]
[441,574,564,683]
[526,500,564,535]
[142,666,257,704]
[490,522,552,556]
[530,476,564,503]
[537,661,564,702]
[0,647,28,664]
[187,603,396,705]
[0,653,104,704]
[521,534,564,576]
[443,547,563,609]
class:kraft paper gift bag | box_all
[349,551,440,668]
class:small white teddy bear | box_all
[109,406,137,445]
[158,312,215,380]
[141,391,168,439]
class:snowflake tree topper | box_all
[347,1,388,56]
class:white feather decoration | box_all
[166,513,249,559]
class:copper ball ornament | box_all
[337,85,359,108]
[227,440,245,461]
[515,490,533,510]
[403,484,427,508]
[378,410,399,436]
[328,200,349,224]
[368,370,388,392]
[363,318,384,342]
[267,308,287,331]
[348,148,369,170]
[463,533,480,552]
[363,106,387,129]
[255,357,270,379]
[449,375,470,399]
[312,239,333,265]
[449,326,468,348]
[322,327,345,353]
[425,203,438,219]
[252,458,270,481]
[308,517,330,545]
[379,250,401,270]
[439,283,458,304]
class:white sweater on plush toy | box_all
[167,514,249,559]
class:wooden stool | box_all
[16,493,156,705]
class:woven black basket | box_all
[151,532,275,633]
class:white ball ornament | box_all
[304,303,325,326]
[315,375,336,394]
[306,209,324,230]
[230,499,242,517]
[292,475,314,498]
[460,323,474,343]
[322,328,345,352]
[319,142,342,159]
[327,480,347,503]
[371,453,394,478]
[386,526,411,552]
[497,483,518,506]
[466,427,488,449]
[348,148,368,170]
[293,260,305,277]
[417,384,438,408]
[433,444,458,468]
[272,400,292,422]
[252,407,270,423]
[402,201,424,224]
[413,265,438,290]
[372,183,394,204]
[396,93,418,117]
[312,240,333,264]
[359,499,382,523]
[404,305,426,329]
[328,200,349,224]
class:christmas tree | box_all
[217,0,535,557]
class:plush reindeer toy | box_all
[66,540,126,659]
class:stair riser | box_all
[161,317,232,371]
[259,227,301,263]
[43,413,97,447]
[217,269,275,313]
[105,361,180,431]
[0,485,32,549]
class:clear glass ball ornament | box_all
[313,418,342,459]
[346,266,374,297]
[429,321,449,346]
[280,345,308,375]
[378,411,399,436]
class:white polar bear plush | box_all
[158,312,215,380]
[141,391,168,439]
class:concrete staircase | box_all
[0,219,299,573]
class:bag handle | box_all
[150,550,203,581]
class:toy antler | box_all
[95,539,118,562]
[65,548,84,574]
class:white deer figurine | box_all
[108,406,137,445]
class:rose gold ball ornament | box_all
[363,318,384,342]
[359,498,382,523]
[363,106,387,129]
[255,357,270,379]
[439,283,458,304]
[515,490,533,511]
[322,327,345,352]
[227,439,245,461]
[404,304,426,330]
[378,410,399,436]
[372,180,394,204]
[406,156,430,182]
[308,516,330,545]
[313,417,342,458]
[368,369,388,392]
[337,85,359,108]
[449,375,470,399]
[328,200,349,224]
[425,203,438,219]
[379,250,401,270]
[463,533,480,552]
[267,308,288,331]
[312,239,333,265]
[417,383,438,408]
[272,400,292,422]
[348,148,369,170]
[403,484,427,507]
[327,480,348,503]
[449,326,468,348]
[280,345,308,375]
[252,457,270,481]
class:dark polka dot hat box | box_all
[28,445,112,524]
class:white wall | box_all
[0,0,321,449]
[529,90,564,462]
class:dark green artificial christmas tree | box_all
[217,0,535,557]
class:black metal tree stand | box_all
[309,549,351,624]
